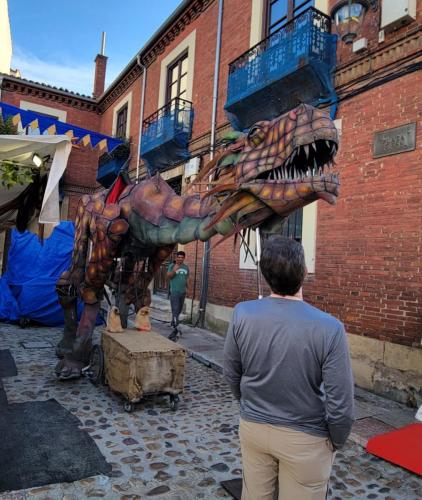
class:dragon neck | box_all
[172,194,235,245]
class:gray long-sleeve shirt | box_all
[223,297,355,449]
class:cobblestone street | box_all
[0,324,421,500]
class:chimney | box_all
[93,32,107,98]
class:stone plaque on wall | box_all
[373,123,416,158]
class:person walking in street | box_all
[223,235,355,500]
[166,250,189,340]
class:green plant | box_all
[0,160,37,189]
[0,114,38,188]
[0,115,17,134]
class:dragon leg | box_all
[56,206,129,380]
[55,274,78,358]
[116,254,136,329]
[124,245,175,313]
[55,196,93,358]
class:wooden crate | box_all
[102,329,186,403]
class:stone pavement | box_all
[151,317,418,443]
[0,323,421,500]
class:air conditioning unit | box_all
[381,0,416,32]
[184,157,200,178]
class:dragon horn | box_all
[205,193,255,230]
[203,183,236,198]
[192,148,234,186]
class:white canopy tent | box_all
[0,135,72,230]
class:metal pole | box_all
[100,32,106,56]
[136,55,147,181]
[198,0,224,328]
[256,227,263,299]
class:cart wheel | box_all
[169,394,179,412]
[124,402,135,413]
[88,344,104,386]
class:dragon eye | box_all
[247,126,264,147]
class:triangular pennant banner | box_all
[0,101,124,152]
[81,134,91,146]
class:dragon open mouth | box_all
[205,104,341,237]
[256,139,338,183]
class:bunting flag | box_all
[0,101,124,152]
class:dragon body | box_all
[55,103,340,380]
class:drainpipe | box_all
[136,55,147,181]
[256,227,263,299]
[197,0,224,328]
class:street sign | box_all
[373,123,416,158]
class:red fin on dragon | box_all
[55,103,339,380]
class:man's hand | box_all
[166,264,180,279]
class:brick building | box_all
[1,0,421,404]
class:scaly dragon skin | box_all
[55,103,339,380]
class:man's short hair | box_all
[260,236,306,296]
[176,251,186,257]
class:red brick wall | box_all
[306,71,422,347]
[99,78,142,174]
[187,71,421,347]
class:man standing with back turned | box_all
[224,236,354,500]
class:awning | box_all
[0,101,123,152]
[0,135,72,229]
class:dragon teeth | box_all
[304,145,309,159]
[325,140,330,149]
[310,142,316,152]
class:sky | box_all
[8,0,182,96]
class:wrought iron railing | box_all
[226,7,335,109]
[97,142,130,187]
[141,97,193,154]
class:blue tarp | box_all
[0,221,82,326]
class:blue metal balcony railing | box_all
[225,8,337,130]
[97,143,130,188]
[141,98,194,173]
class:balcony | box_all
[97,142,130,188]
[225,8,337,131]
[141,98,194,174]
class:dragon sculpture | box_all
[55,103,340,380]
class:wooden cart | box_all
[86,329,186,412]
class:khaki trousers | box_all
[239,418,335,500]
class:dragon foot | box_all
[55,357,85,381]
[55,336,75,359]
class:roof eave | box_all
[98,0,195,102]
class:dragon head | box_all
[202,103,339,237]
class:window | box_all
[166,52,188,103]
[281,208,303,242]
[239,205,317,272]
[115,104,128,139]
[158,30,195,108]
[266,0,314,34]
